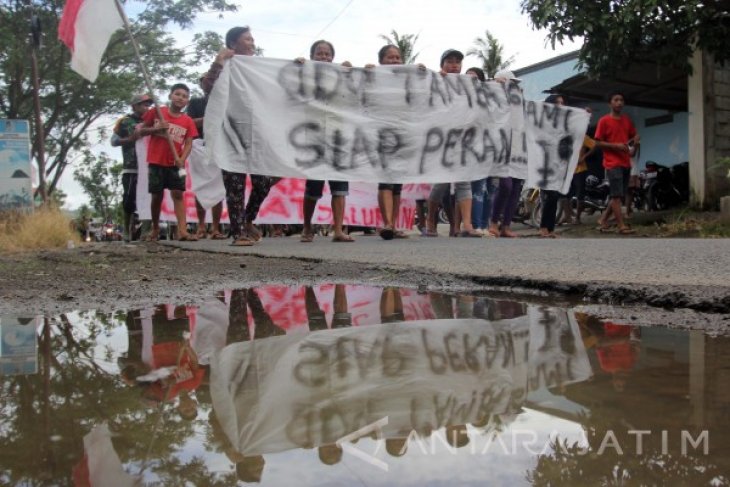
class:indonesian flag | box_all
[58,0,124,82]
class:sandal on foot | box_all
[394,230,409,239]
[618,227,636,235]
[178,234,198,242]
[230,237,254,246]
[209,231,227,240]
[300,233,315,243]
[332,234,355,243]
[379,228,395,240]
[421,229,439,237]
[459,230,483,238]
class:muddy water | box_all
[1,284,728,486]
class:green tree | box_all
[73,151,122,220]
[0,0,236,201]
[465,30,515,78]
[379,29,421,64]
[520,0,730,76]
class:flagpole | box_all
[112,0,183,168]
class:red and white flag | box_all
[58,0,124,82]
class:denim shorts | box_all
[607,167,630,198]
[304,180,349,199]
[377,183,403,196]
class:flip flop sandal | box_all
[420,229,439,237]
[597,226,615,233]
[332,234,355,243]
[459,230,483,238]
[178,234,198,242]
[230,238,255,246]
[379,228,395,240]
[209,232,228,240]
[618,227,636,235]
[394,230,409,239]
[300,233,315,243]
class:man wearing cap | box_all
[112,94,153,241]
[423,49,481,238]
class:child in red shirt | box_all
[594,91,640,235]
[137,83,199,241]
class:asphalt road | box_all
[168,231,729,292]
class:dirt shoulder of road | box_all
[1,242,728,335]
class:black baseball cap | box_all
[440,49,464,67]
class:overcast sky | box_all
[59,0,582,209]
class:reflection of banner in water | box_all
[210,309,591,456]
[135,138,427,225]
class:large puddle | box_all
[1,285,729,486]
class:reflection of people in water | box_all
[305,286,328,332]
[386,438,408,457]
[332,284,352,329]
[247,288,286,339]
[304,284,352,331]
[445,424,470,448]
[119,305,205,420]
[429,292,455,319]
[595,322,641,392]
[318,444,343,465]
[226,288,285,342]
[209,410,266,483]
[236,456,266,483]
[380,287,405,323]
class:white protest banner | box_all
[205,56,515,183]
[525,101,591,193]
[188,139,226,209]
[204,56,589,187]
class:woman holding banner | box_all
[299,40,355,243]
[375,44,408,240]
[201,26,278,246]
[487,69,525,238]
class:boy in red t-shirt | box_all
[594,91,640,235]
[137,83,199,241]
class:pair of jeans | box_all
[471,178,497,229]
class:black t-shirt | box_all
[185,96,208,139]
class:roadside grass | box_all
[561,206,730,237]
[649,209,730,238]
[0,207,79,253]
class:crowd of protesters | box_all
[113,26,639,244]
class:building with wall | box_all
[514,51,728,208]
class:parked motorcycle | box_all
[526,175,611,227]
[581,175,611,214]
[642,161,689,211]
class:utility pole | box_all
[30,14,48,204]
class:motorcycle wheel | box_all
[438,208,450,224]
